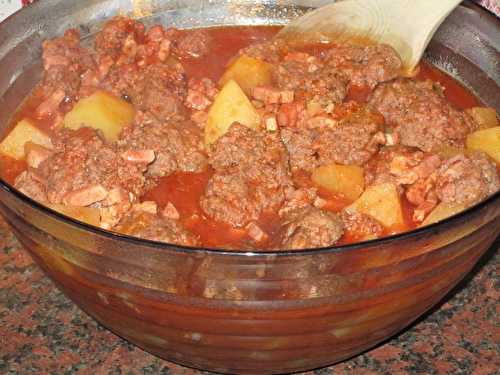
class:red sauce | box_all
[0,25,487,249]
[416,62,480,109]
[144,170,284,249]
[181,26,281,81]
[0,155,26,185]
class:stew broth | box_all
[0,24,497,250]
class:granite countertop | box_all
[0,215,498,375]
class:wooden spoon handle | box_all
[278,0,463,74]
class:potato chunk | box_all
[219,55,273,95]
[421,202,467,227]
[466,107,498,130]
[47,204,101,227]
[205,80,260,146]
[312,164,365,201]
[0,119,53,160]
[346,183,404,230]
[466,126,500,163]
[63,91,135,142]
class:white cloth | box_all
[0,0,22,23]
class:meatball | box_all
[281,206,344,250]
[201,124,292,227]
[171,29,212,59]
[119,114,207,179]
[40,28,97,107]
[368,79,477,152]
[341,211,384,241]
[280,127,319,172]
[323,44,402,88]
[37,128,148,204]
[116,210,200,246]
[95,17,145,60]
[314,107,386,166]
[102,61,187,121]
[435,152,499,206]
[274,58,348,108]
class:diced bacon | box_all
[25,143,53,169]
[284,52,311,63]
[385,130,400,146]
[280,90,295,103]
[63,184,108,206]
[121,149,156,164]
[264,114,278,132]
[185,89,212,111]
[277,102,299,127]
[313,196,327,209]
[246,222,268,243]
[253,86,294,104]
[36,88,66,117]
[99,187,133,229]
[414,155,442,179]
[158,38,171,61]
[133,201,158,214]
[307,115,338,129]
[162,202,180,220]
[413,199,438,222]
[104,187,130,206]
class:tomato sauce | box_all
[0,25,487,248]
[181,26,281,81]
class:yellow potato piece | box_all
[421,202,467,227]
[466,107,498,130]
[205,80,260,146]
[466,126,500,163]
[219,55,273,96]
[346,183,404,230]
[0,119,52,160]
[63,91,135,142]
[47,204,101,227]
[312,164,365,201]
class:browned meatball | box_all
[171,29,212,59]
[274,57,348,108]
[368,79,476,152]
[281,206,344,250]
[341,211,384,241]
[435,152,499,206]
[239,39,287,64]
[41,28,97,107]
[95,17,146,60]
[118,114,207,178]
[322,44,402,88]
[280,127,319,172]
[37,128,148,205]
[201,124,292,227]
[116,210,200,246]
[314,107,386,166]
[102,61,187,121]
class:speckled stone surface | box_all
[1,216,498,375]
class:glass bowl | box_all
[0,1,498,373]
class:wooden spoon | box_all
[277,0,463,75]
